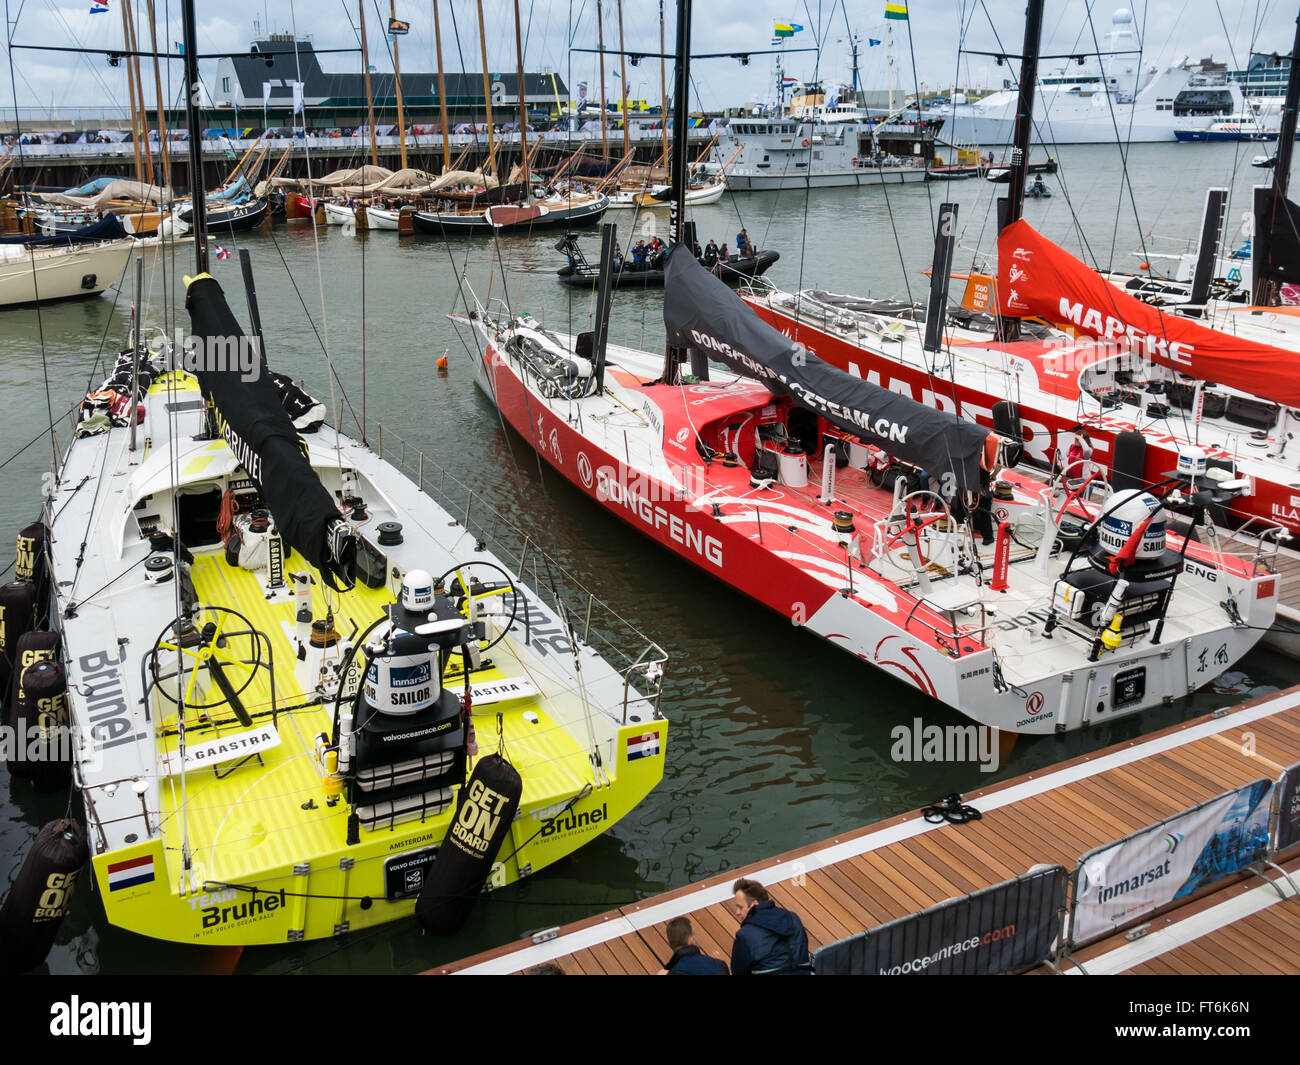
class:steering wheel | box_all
[882,490,956,571]
[435,562,521,652]
[149,605,261,726]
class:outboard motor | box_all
[340,569,472,840]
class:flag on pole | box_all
[388,17,409,35]
[215,246,231,260]
[90,0,109,12]
[773,21,802,37]
[885,2,909,20]
[868,37,882,46]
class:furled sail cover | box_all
[663,245,990,491]
[1256,188,1300,288]
[997,219,1300,408]
[184,274,354,588]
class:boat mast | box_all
[391,0,408,171]
[475,0,498,177]
[617,0,630,161]
[432,0,451,174]
[180,0,208,273]
[145,0,170,189]
[996,0,1044,342]
[659,1,668,165]
[359,2,379,169]
[120,0,144,184]
[597,0,609,165]
[661,0,692,385]
[513,0,530,194]
[1251,10,1300,306]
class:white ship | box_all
[941,9,1248,145]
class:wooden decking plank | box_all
[1162,740,1266,788]
[823,862,904,927]
[902,835,990,897]
[1088,768,1189,824]
[854,850,951,915]
[997,793,1105,858]
[1030,782,1141,841]
[887,835,980,900]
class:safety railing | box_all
[374,422,667,723]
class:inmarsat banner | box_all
[1070,778,1274,946]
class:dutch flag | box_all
[90,1,109,12]
[106,854,155,891]
[625,732,660,761]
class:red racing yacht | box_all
[454,0,1276,734]
[458,240,1277,733]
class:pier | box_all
[432,687,1300,975]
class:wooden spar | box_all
[693,129,720,164]
[513,0,529,193]
[359,2,379,170]
[391,0,408,171]
[126,1,154,186]
[597,0,608,166]
[222,138,260,189]
[659,0,668,167]
[617,0,629,160]
[120,0,144,184]
[475,0,498,176]
[145,0,170,189]
[432,0,452,174]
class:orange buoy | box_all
[436,355,448,372]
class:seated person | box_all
[703,240,719,267]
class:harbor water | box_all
[0,141,1292,974]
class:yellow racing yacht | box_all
[8,1,667,947]
[27,270,668,948]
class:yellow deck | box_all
[154,548,594,888]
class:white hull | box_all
[0,240,133,307]
[726,167,927,191]
[322,201,353,225]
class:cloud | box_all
[2,0,1293,116]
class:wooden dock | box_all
[431,687,1300,975]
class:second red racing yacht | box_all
[457,241,1277,734]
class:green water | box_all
[1,142,1292,974]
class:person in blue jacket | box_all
[659,917,729,974]
[730,878,811,975]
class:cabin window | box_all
[222,77,231,93]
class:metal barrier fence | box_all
[812,865,1068,976]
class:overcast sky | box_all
[3,1,1295,116]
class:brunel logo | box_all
[201,888,287,928]
[540,802,608,838]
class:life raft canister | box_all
[0,818,88,975]
[415,753,523,935]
